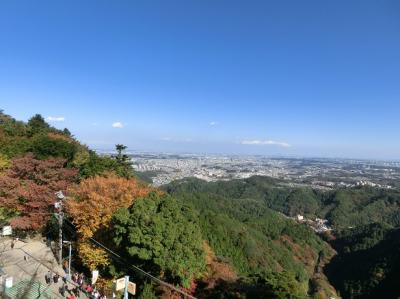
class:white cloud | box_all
[241,139,291,148]
[46,116,65,122]
[209,121,219,126]
[112,122,124,128]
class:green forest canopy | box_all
[2,111,400,298]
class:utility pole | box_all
[63,241,72,279]
[55,191,65,265]
[124,276,129,299]
[58,210,63,265]
[68,241,72,278]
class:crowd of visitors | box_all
[44,270,108,299]
[10,237,110,299]
[70,272,107,299]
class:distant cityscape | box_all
[98,150,400,189]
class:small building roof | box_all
[4,280,52,299]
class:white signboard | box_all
[5,277,13,288]
[55,191,65,199]
[127,282,136,295]
[115,277,126,291]
[2,226,12,236]
[92,270,99,285]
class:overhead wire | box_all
[63,218,196,299]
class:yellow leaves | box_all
[47,132,74,143]
[95,277,114,295]
[78,241,109,271]
[71,148,90,168]
[0,153,11,173]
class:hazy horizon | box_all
[93,146,400,163]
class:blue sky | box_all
[1,1,399,159]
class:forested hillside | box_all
[165,176,400,229]
[0,111,206,297]
[165,177,400,298]
[1,111,399,298]
[326,224,400,298]
[165,178,339,298]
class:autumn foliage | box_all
[66,173,152,238]
[0,153,11,172]
[66,173,152,269]
[0,154,77,229]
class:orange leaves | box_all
[66,173,153,270]
[66,173,152,239]
[203,242,237,282]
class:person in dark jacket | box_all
[60,284,66,297]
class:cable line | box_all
[63,219,197,299]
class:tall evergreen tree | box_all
[113,144,133,178]
[113,192,206,287]
[27,114,49,136]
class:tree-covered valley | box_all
[1,111,399,299]
[165,177,400,298]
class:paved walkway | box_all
[0,237,88,299]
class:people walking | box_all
[60,284,66,297]
[45,271,51,285]
[49,271,54,284]
[73,286,80,297]
[53,273,59,283]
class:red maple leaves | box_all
[0,154,77,230]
